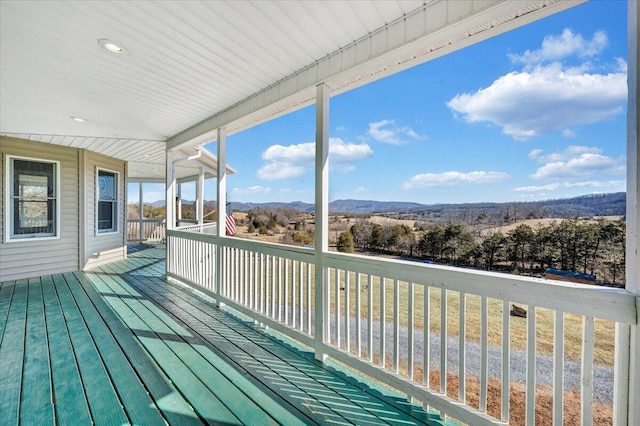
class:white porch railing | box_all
[127,219,166,242]
[176,221,218,235]
[166,229,637,426]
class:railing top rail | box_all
[167,230,636,324]
[168,229,315,263]
[323,251,636,324]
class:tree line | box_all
[337,218,626,286]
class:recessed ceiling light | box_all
[70,116,86,122]
[98,38,127,54]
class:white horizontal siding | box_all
[83,150,126,270]
[0,136,79,281]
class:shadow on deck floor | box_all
[0,243,449,425]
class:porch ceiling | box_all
[0,0,580,178]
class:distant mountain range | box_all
[404,192,626,219]
[146,192,626,218]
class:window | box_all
[6,156,59,241]
[97,169,118,234]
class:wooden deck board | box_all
[131,276,392,426]
[62,272,167,426]
[41,275,93,425]
[86,267,288,426]
[51,274,130,425]
[82,270,245,424]
[0,279,27,426]
[0,280,16,345]
[104,271,321,425]
[19,278,54,425]
[110,253,438,426]
[72,272,204,425]
[1,244,446,426]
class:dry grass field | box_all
[232,211,617,366]
[329,273,615,367]
[226,211,618,424]
[481,215,623,236]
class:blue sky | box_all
[143,1,628,206]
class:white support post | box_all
[197,166,205,227]
[165,151,177,231]
[176,183,182,222]
[615,3,639,425]
[139,182,144,243]
[627,1,639,424]
[165,151,176,276]
[314,83,329,362]
[216,128,227,307]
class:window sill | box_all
[5,235,60,243]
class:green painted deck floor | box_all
[0,244,446,425]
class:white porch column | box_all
[176,183,182,223]
[216,128,227,306]
[314,83,329,361]
[139,182,144,243]
[197,166,205,226]
[217,128,227,237]
[166,150,177,230]
[626,1,639,423]
[615,3,639,425]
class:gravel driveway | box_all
[328,316,614,405]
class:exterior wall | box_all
[0,136,128,281]
[0,136,79,281]
[82,150,127,269]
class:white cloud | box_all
[232,185,271,196]
[616,57,628,72]
[447,65,626,140]
[368,119,425,145]
[514,180,624,193]
[527,149,544,160]
[514,183,560,192]
[565,180,625,188]
[257,137,373,180]
[532,153,625,179]
[530,145,603,163]
[402,171,509,189]
[447,29,626,140]
[521,146,625,194]
[257,161,309,181]
[509,29,608,66]
[330,138,374,162]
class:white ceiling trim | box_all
[0,132,232,181]
[0,132,166,162]
[167,0,585,150]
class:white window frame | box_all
[96,167,119,235]
[4,155,61,242]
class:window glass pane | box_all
[98,201,115,230]
[18,175,48,198]
[10,158,57,238]
[13,198,55,235]
[13,159,54,198]
[98,171,116,201]
[97,170,117,233]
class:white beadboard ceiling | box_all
[0,0,581,179]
